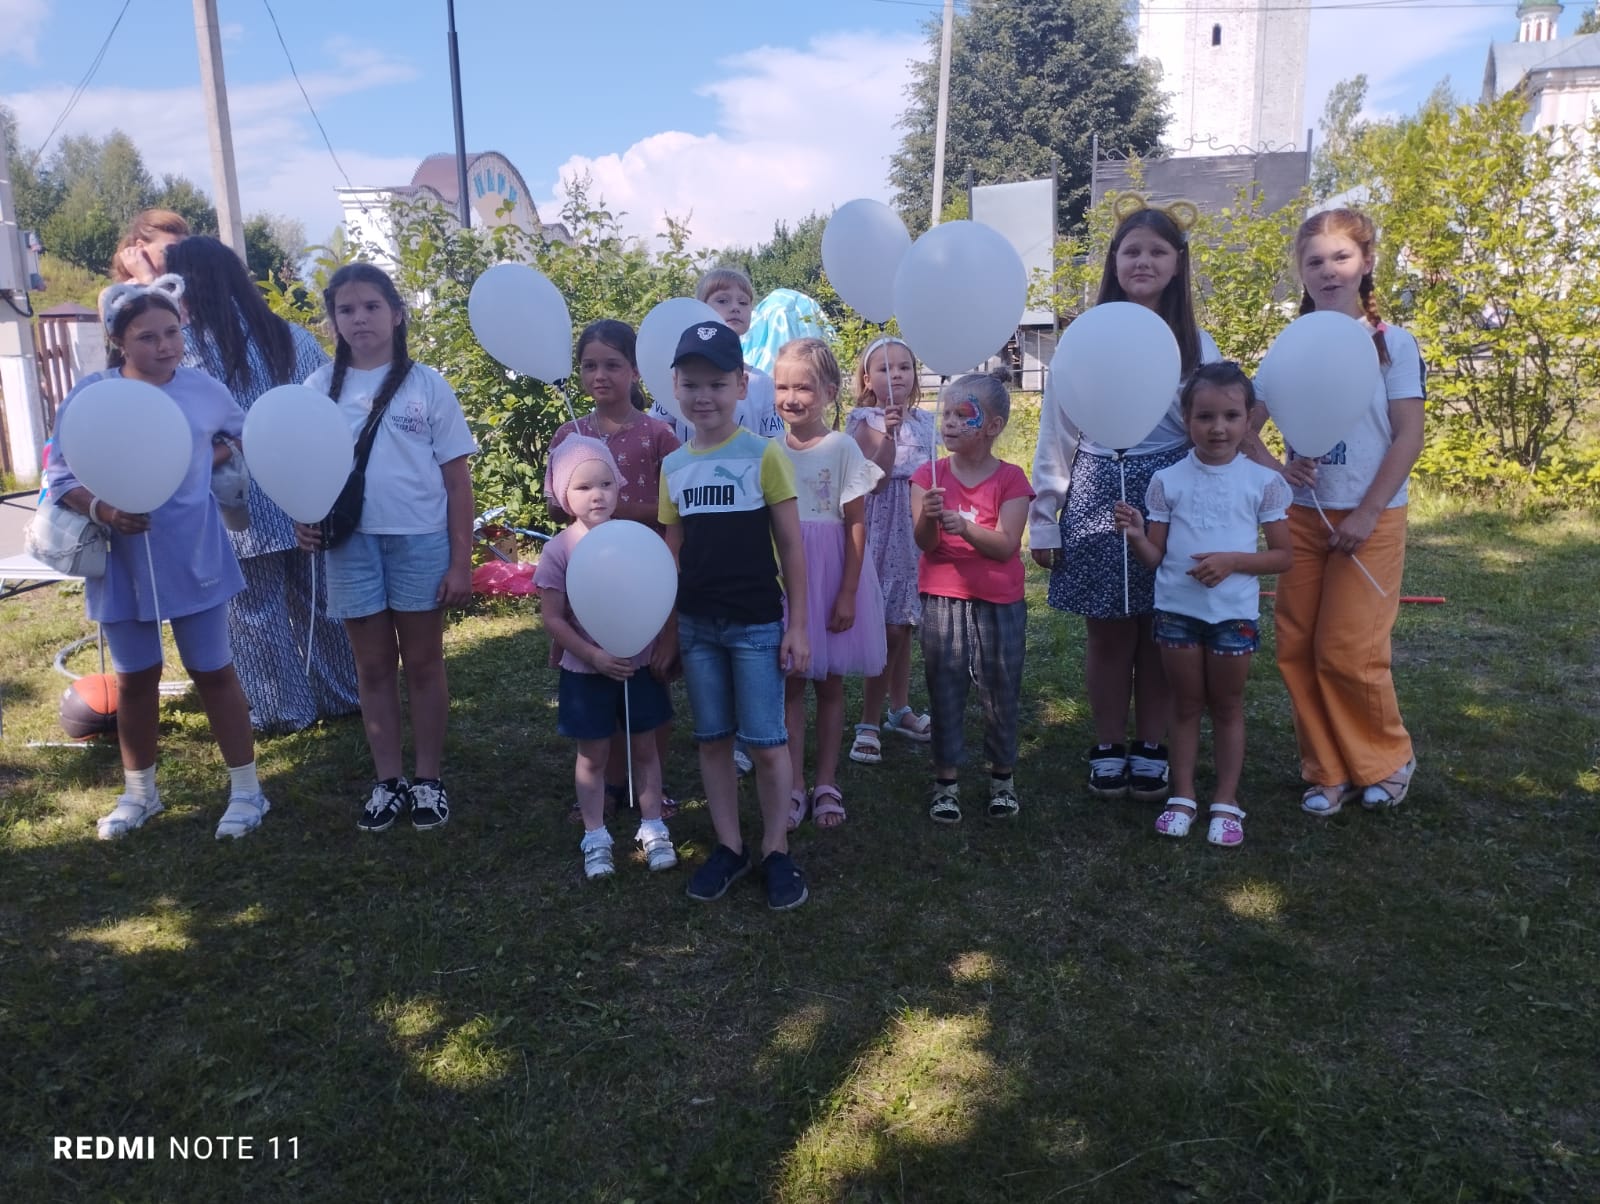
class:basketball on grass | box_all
[59,674,118,741]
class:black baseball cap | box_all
[671,321,744,372]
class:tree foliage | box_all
[1575,6,1598,35]
[888,0,1167,235]
[1368,95,1600,486]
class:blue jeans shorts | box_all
[104,603,233,674]
[677,614,787,747]
[557,667,673,741]
[1153,610,1260,656]
[326,531,451,620]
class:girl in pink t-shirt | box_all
[909,374,1035,825]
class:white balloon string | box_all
[1311,489,1389,597]
[143,532,163,667]
[623,677,635,815]
[304,554,317,678]
[1118,454,1130,615]
[557,377,579,424]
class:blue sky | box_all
[1,0,1533,251]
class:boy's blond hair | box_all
[852,336,922,409]
[695,266,754,304]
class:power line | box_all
[29,0,134,168]
[259,0,358,193]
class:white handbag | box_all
[24,502,109,578]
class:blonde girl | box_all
[1253,208,1424,816]
[845,336,937,763]
[774,339,886,827]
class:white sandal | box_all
[1207,803,1245,847]
[849,723,883,764]
[883,705,932,743]
[1362,757,1416,811]
[216,792,271,840]
[1154,797,1197,838]
[97,793,164,841]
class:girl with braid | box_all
[166,236,360,734]
[1250,208,1425,817]
[296,265,478,832]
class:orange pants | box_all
[1274,504,1413,788]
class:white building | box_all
[1482,3,1600,146]
[336,151,568,271]
[1135,0,1311,155]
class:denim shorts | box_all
[677,613,788,747]
[104,603,233,674]
[326,531,451,620]
[1153,609,1260,656]
[557,667,673,741]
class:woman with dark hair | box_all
[165,235,360,733]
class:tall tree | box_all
[1575,6,1598,34]
[0,103,62,232]
[1309,75,1373,200]
[888,0,1167,234]
[149,173,218,236]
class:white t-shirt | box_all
[649,363,782,444]
[1145,450,1292,623]
[304,360,479,534]
[1078,329,1222,458]
[781,431,883,523]
[1263,323,1425,511]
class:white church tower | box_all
[1136,0,1312,155]
[1517,0,1562,41]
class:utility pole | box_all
[0,118,46,484]
[447,0,472,230]
[930,0,956,228]
[193,0,247,257]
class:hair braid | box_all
[1359,274,1391,366]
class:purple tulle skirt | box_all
[790,520,888,682]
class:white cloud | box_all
[1305,8,1506,131]
[0,0,48,63]
[539,30,925,251]
[2,46,419,243]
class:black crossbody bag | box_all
[320,391,395,549]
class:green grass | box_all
[2,484,1597,1201]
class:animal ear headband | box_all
[1110,192,1199,240]
[103,274,186,333]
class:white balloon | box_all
[1257,311,1381,459]
[636,297,721,423]
[468,263,572,382]
[892,220,1028,377]
[565,520,678,658]
[822,199,912,323]
[57,378,192,514]
[242,385,355,523]
[1051,303,1182,450]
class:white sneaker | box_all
[637,823,678,872]
[581,828,615,879]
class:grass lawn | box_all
[2,474,1597,1201]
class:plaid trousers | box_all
[919,593,1027,769]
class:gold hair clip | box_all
[1109,192,1199,236]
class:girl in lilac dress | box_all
[846,337,936,764]
[775,339,887,828]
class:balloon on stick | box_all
[636,297,722,423]
[1256,311,1381,458]
[243,386,354,523]
[822,199,912,323]
[565,520,678,659]
[891,220,1028,377]
[1050,302,1182,450]
[468,263,573,383]
[57,378,191,514]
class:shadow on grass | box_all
[2,505,1598,1201]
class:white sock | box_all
[227,761,260,799]
[636,818,670,844]
[581,826,612,850]
[124,765,156,802]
